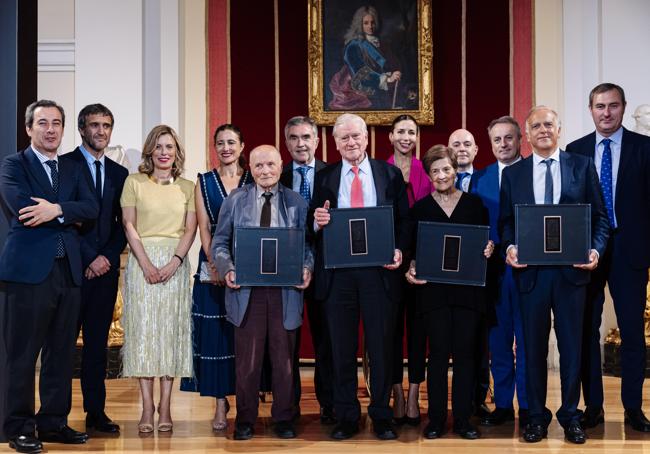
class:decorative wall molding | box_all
[37,39,75,72]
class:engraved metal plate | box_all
[543,216,562,253]
[441,235,461,272]
[260,238,278,274]
[349,219,368,255]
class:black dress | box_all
[409,192,489,427]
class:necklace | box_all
[148,174,174,185]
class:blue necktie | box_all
[45,160,66,258]
[455,172,468,190]
[542,159,553,204]
[600,138,616,228]
[297,166,311,203]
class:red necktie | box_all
[351,166,364,208]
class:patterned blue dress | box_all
[180,169,251,397]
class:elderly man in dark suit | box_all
[0,100,99,453]
[566,83,650,432]
[60,104,128,434]
[499,106,609,444]
[279,116,333,423]
[310,113,409,441]
[213,145,313,441]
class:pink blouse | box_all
[387,154,433,207]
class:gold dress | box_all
[119,173,195,377]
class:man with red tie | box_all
[310,113,409,440]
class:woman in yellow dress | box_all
[120,124,197,432]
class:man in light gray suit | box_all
[213,145,313,441]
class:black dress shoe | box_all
[423,422,445,439]
[373,419,398,440]
[38,425,88,444]
[522,423,547,442]
[518,409,529,428]
[274,420,296,439]
[624,409,650,432]
[86,412,120,433]
[480,407,515,426]
[320,407,337,425]
[330,421,359,440]
[473,403,491,419]
[233,422,254,440]
[8,434,42,453]
[453,420,480,439]
[580,406,604,429]
[564,421,586,444]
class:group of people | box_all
[0,81,649,453]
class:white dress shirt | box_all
[338,155,377,208]
[532,148,561,204]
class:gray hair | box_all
[284,116,318,140]
[333,113,368,137]
[525,105,562,133]
[343,5,380,44]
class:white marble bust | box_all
[632,104,650,137]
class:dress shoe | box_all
[564,421,586,444]
[320,407,337,425]
[38,425,88,444]
[373,419,398,440]
[273,420,296,439]
[402,412,421,426]
[453,420,480,439]
[518,409,530,428]
[8,434,42,453]
[422,422,445,439]
[480,407,515,426]
[330,421,359,440]
[624,409,650,432]
[86,411,120,433]
[522,423,547,443]
[473,403,491,419]
[233,422,254,440]
[580,406,604,429]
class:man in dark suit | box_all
[61,104,128,434]
[499,106,609,444]
[279,116,332,423]
[566,83,650,432]
[213,145,313,440]
[448,128,478,192]
[471,116,528,427]
[310,113,408,440]
[0,100,99,453]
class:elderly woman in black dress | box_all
[406,146,494,440]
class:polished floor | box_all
[2,370,650,453]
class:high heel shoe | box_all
[212,399,230,431]
[404,397,421,426]
[138,407,155,433]
[157,406,173,432]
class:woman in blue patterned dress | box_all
[180,124,251,430]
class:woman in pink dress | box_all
[386,114,431,426]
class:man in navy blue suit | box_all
[471,116,527,427]
[61,104,128,434]
[499,106,609,444]
[0,100,99,453]
[566,83,650,432]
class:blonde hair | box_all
[138,124,186,178]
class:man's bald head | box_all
[448,128,478,171]
[250,145,283,191]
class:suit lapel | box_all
[325,162,342,208]
[521,158,536,203]
[616,128,634,202]
[559,150,574,203]
[369,158,387,205]
[23,147,57,199]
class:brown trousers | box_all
[234,287,296,424]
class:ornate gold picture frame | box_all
[308,0,433,126]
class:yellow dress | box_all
[119,173,195,377]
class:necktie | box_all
[600,139,616,228]
[260,192,273,227]
[542,159,554,204]
[94,160,103,201]
[455,172,468,190]
[297,166,311,203]
[45,160,66,258]
[350,166,364,208]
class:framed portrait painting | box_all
[308,0,433,125]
